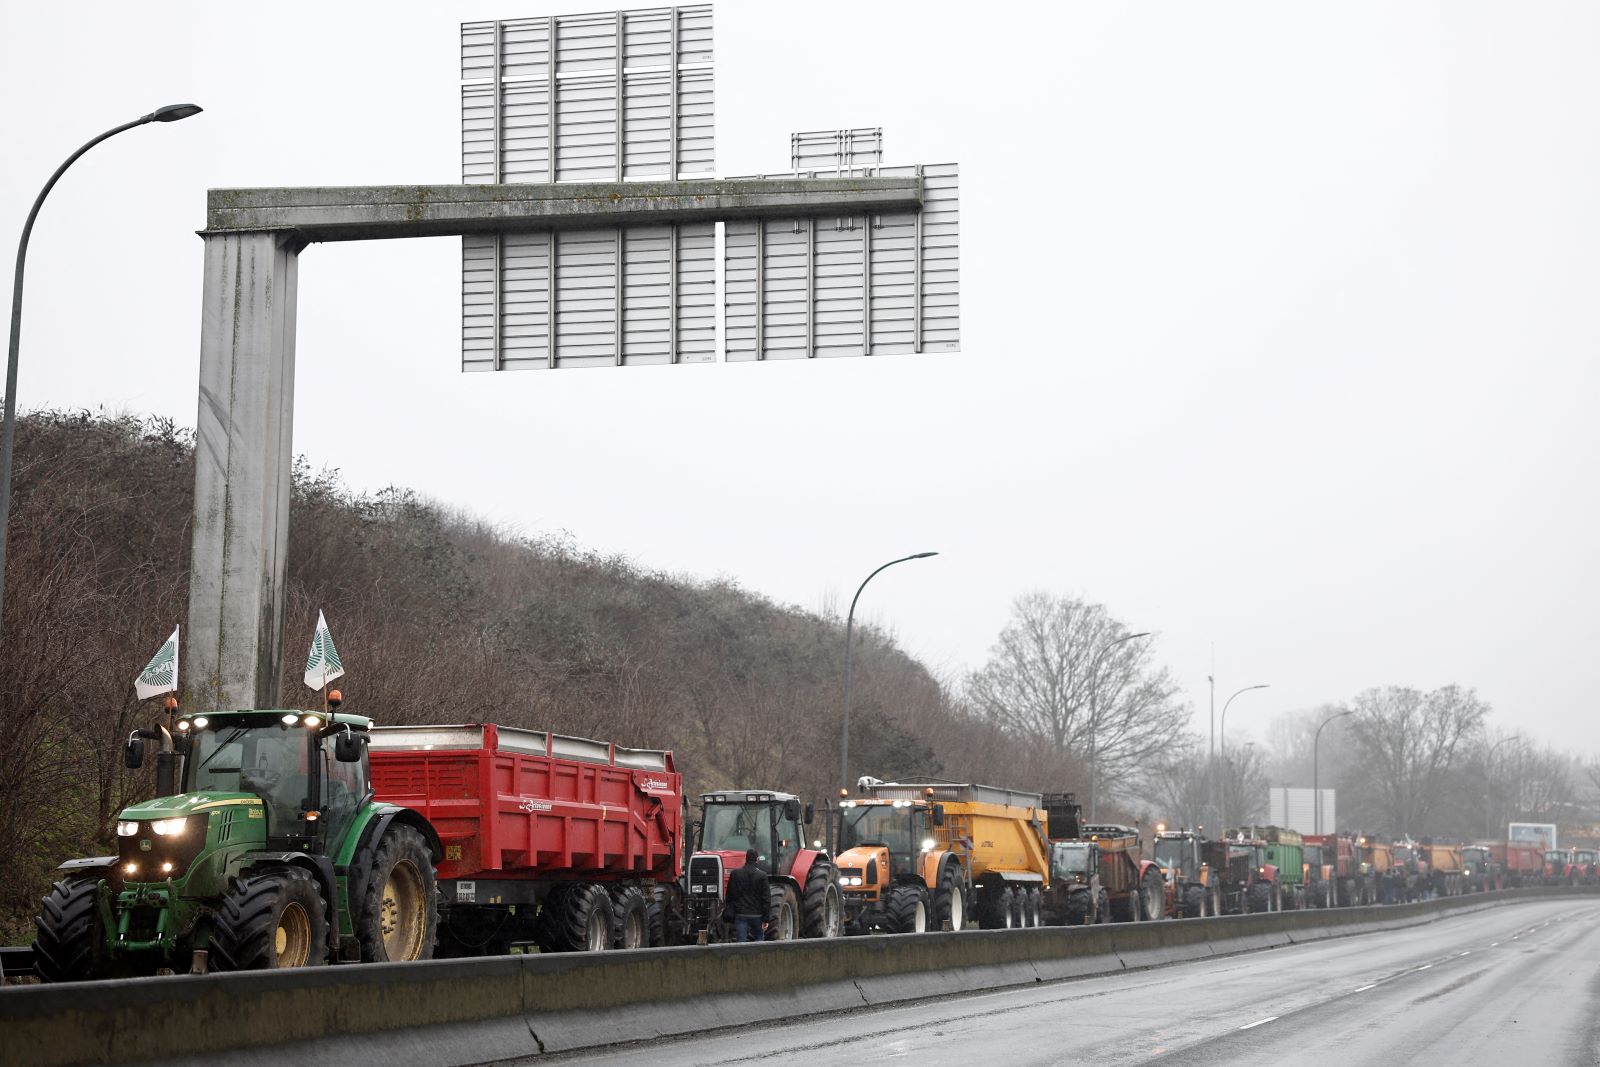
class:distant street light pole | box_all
[0,103,203,635]
[1484,735,1522,840]
[839,551,938,793]
[1312,709,1354,835]
[1087,630,1150,820]
[1215,683,1269,828]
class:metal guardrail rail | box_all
[2,887,1595,1067]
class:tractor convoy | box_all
[28,701,1590,981]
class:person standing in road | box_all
[725,848,772,942]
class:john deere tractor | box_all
[32,701,441,980]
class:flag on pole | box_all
[135,626,180,700]
[304,610,345,691]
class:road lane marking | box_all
[1239,1017,1277,1030]
[1415,964,1432,971]
[1355,984,1377,992]
[1490,942,1499,947]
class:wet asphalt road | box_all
[541,899,1600,1066]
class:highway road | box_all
[539,899,1600,1066]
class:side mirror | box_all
[334,729,363,763]
[932,804,945,827]
[803,803,815,826]
[783,798,801,823]
[124,736,146,769]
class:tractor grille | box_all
[688,854,724,898]
[117,814,209,883]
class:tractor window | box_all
[187,723,310,837]
[1153,838,1195,878]
[838,805,914,860]
[775,807,800,873]
[319,741,369,847]
[1053,843,1093,879]
[701,803,775,867]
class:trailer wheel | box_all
[801,859,843,939]
[537,883,613,952]
[645,891,668,947]
[33,875,109,982]
[1027,888,1043,927]
[609,887,649,950]
[211,867,328,970]
[356,825,437,962]
[1140,869,1165,921]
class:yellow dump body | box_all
[863,781,1050,884]
[1425,844,1463,874]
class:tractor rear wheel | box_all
[537,883,613,952]
[801,859,843,939]
[1065,888,1091,926]
[609,886,649,950]
[1246,882,1272,914]
[766,884,800,941]
[211,867,328,970]
[358,825,438,962]
[33,876,109,982]
[884,885,929,934]
[934,866,966,931]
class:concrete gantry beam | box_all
[205,177,923,242]
[186,175,926,710]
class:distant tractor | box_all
[685,790,842,941]
[1152,828,1220,918]
[34,701,442,981]
[1461,845,1497,892]
[1043,794,1165,923]
[1044,840,1109,925]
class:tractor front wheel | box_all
[766,884,800,941]
[211,867,328,970]
[33,876,109,982]
[358,825,438,962]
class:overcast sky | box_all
[2,1,1596,760]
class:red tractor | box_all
[684,789,843,941]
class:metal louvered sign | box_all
[461,5,716,370]
[724,161,959,361]
[459,7,958,371]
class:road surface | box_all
[539,899,1600,1065]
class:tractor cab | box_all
[835,795,943,890]
[685,790,839,942]
[1462,845,1491,882]
[1153,832,1203,881]
[1051,840,1100,885]
[693,790,808,878]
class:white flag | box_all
[135,626,180,700]
[304,610,345,691]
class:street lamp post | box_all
[1216,683,1269,829]
[0,103,203,633]
[839,552,937,794]
[1484,735,1521,840]
[1086,630,1150,820]
[1312,710,1354,835]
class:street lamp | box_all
[0,103,203,633]
[1484,735,1521,839]
[1086,630,1150,820]
[1312,709,1354,835]
[838,552,937,793]
[1215,684,1269,829]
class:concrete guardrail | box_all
[3,886,1595,1067]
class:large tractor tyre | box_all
[766,884,800,941]
[537,883,613,953]
[933,867,967,931]
[211,867,328,971]
[609,886,649,950]
[883,885,930,934]
[1181,884,1204,919]
[1065,889,1092,926]
[801,860,844,939]
[645,891,668,947]
[1246,882,1272,915]
[1140,871,1165,921]
[33,876,109,982]
[357,825,438,962]
[1097,889,1112,923]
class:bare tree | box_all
[1344,685,1488,836]
[964,592,1183,802]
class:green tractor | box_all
[33,701,441,980]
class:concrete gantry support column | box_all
[187,231,301,711]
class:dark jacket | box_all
[725,861,773,920]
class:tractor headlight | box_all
[921,838,936,852]
[116,821,140,837]
[149,817,190,836]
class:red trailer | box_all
[369,723,683,955]
[1486,841,1543,887]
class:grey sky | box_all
[3,1,1596,757]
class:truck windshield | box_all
[700,803,774,863]
[1546,851,1566,863]
[1153,838,1193,877]
[186,722,309,837]
[1394,847,1417,864]
[838,805,916,857]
